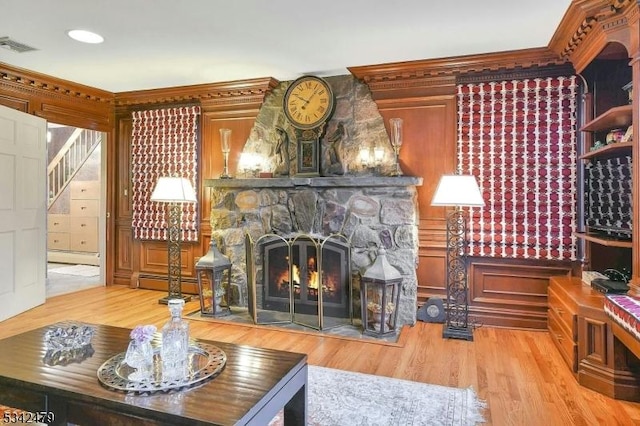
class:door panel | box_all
[0,105,47,321]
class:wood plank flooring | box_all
[1,286,639,425]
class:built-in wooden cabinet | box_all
[576,53,633,272]
[548,280,578,371]
[548,276,639,401]
[545,0,640,401]
[47,180,100,264]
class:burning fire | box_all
[291,264,319,289]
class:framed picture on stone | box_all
[296,136,320,177]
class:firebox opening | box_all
[261,235,351,326]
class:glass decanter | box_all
[161,298,190,381]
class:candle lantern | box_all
[195,240,232,317]
[360,247,402,337]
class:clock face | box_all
[427,304,441,317]
[284,76,334,129]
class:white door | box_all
[0,105,47,322]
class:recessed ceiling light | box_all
[67,29,104,44]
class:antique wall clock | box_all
[283,75,335,176]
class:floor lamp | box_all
[431,174,484,341]
[150,176,197,304]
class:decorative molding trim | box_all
[560,17,598,59]
[349,48,567,98]
[349,48,565,81]
[550,0,636,62]
[114,77,279,109]
[457,64,576,85]
[0,63,114,104]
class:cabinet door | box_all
[578,316,608,366]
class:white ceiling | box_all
[0,1,572,93]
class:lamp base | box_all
[443,324,474,341]
[158,295,192,305]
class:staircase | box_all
[48,129,102,207]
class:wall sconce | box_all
[219,128,232,179]
[359,146,384,170]
[238,152,264,178]
[389,118,403,176]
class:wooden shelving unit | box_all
[579,141,632,160]
[574,232,632,248]
[580,104,632,132]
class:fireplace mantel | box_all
[204,176,423,189]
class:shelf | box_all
[580,141,633,160]
[575,232,632,248]
[581,104,633,132]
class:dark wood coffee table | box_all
[0,322,307,425]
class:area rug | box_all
[49,264,99,277]
[270,365,486,425]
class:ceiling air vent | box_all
[0,37,37,53]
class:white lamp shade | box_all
[150,177,197,203]
[431,174,484,207]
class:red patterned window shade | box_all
[131,106,200,242]
[457,76,577,260]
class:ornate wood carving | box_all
[349,48,567,99]
[0,63,113,104]
[114,78,278,112]
[549,0,637,72]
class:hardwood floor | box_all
[1,286,639,425]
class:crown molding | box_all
[0,62,114,105]
[349,47,567,98]
[114,77,279,110]
[548,0,637,72]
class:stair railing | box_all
[47,129,102,207]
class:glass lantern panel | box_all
[199,271,214,315]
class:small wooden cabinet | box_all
[548,276,640,401]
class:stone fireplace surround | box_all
[204,176,422,327]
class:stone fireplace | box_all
[203,75,423,329]
[204,176,422,328]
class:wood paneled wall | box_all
[112,79,277,291]
[0,0,612,329]
[350,51,576,329]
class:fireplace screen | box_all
[246,233,352,330]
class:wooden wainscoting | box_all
[468,257,573,330]
[136,240,199,295]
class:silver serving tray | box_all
[97,342,226,394]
